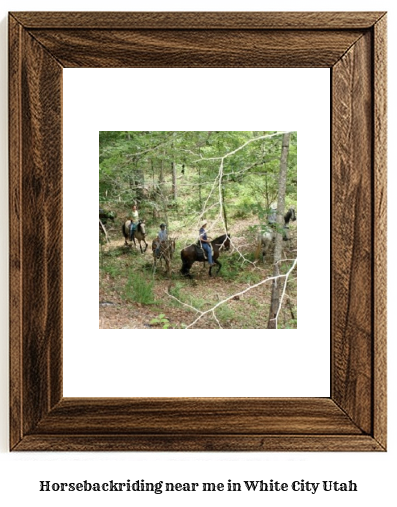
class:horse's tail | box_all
[180,249,190,276]
[123,220,133,238]
[180,248,186,263]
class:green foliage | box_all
[102,246,126,258]
[101,262,122,278]
[100,248,126,278]
[150,314,170,329]
[168,282,184,305]
[149,313,188,330]
[218,252,245,280]
[124,272,156,305]
[215,304,235,324]
[236,269,264,285]
[285,318,298,330]
[99,131,297,216]
[186,295,207,311]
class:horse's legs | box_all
[165,257,171,276]
[123,225,129,246]
[209,259,221,277]
[181,259,193,278]
[134,237,147,253]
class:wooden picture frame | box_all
[9,11,387,451]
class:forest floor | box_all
[99,218,297,330]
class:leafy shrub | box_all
[150,314,170,329]
[101,262,122,278]
[168,282,184,305]
[215,304,235,324]
[124,272,156,304]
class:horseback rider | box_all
[268,203,293,240]
[129,204,139,241]
[268,203,277,229]
[199,220,216,267]
[155,223,167,258]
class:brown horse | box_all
[152,238,176,275]
[122,220,148,253]
[180,234,231,278]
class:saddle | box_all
[194,242,209,261]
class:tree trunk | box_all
[172,161,177,199]
[198,165,202,208]
[221,184,228,232]
[159,153,164,183]
[267,133,290,329]
[134,161,145,203]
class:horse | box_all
[257,208,296,261]
[283,207,296,233]
[180,234,231,278]
[122,219,148,253]
[152,238,176,275]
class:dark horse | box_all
[283,207,296,232]
[281,207,297,242]
[122,220,148,253]
[180,234,231,278]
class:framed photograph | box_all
[9,11,387,451]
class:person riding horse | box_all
[129,204,139,241]
[268,205,277,228]
[199,220,216,267]
[267,204,296,240]
[154,223,167,258]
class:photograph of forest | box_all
[99,131,297,329]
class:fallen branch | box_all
[99,218,109,243]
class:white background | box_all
[63,67,330,397]
[0,1,394,507]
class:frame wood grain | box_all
[9,11,387,451]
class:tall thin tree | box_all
[267,133,290,329]
[172,160,177,199]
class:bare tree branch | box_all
[99,218,109,243]
[166,258,297,329]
